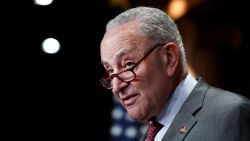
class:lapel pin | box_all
[179,126,188,133]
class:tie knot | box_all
[146,121,163,141]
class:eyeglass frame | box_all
[100,43,166,89]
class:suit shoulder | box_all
[205,86,250,110]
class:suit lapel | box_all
[139,132,147,141]
[162,78,209,141]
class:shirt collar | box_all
[156,74,197,126]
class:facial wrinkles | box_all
[101,23,151,108]
[118,83,139,96]
[102,28,145,71]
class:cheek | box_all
[139,64,166,90]
[138,65,169,104]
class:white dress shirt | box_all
[154,74,197,141]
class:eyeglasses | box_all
[100,43,165,89]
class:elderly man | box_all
[100,6,250,141]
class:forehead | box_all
[101,22,146,64]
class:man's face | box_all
[100,22,171,122]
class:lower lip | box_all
[124,95,138,107]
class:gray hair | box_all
[106,6,187,66]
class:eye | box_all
[124,62,135,68]
[103,66,113,75]
[106,68,114,74]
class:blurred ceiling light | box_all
[34,0,53,6]
[108,0,131,10]
[42,38,60,54]
[166,0,188,20]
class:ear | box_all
[160,42,179,77]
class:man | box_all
[99,6,250,141]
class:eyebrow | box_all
[116,49,130,58]
[101,48,132,65]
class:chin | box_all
[127,110,148,123]
[127,109,140,120]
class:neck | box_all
[171,62,188,93]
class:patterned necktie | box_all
[145,121,163,141]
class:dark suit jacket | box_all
[140,78,250,141]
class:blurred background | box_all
[2,0,249,140]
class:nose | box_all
[112,77,129,95]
